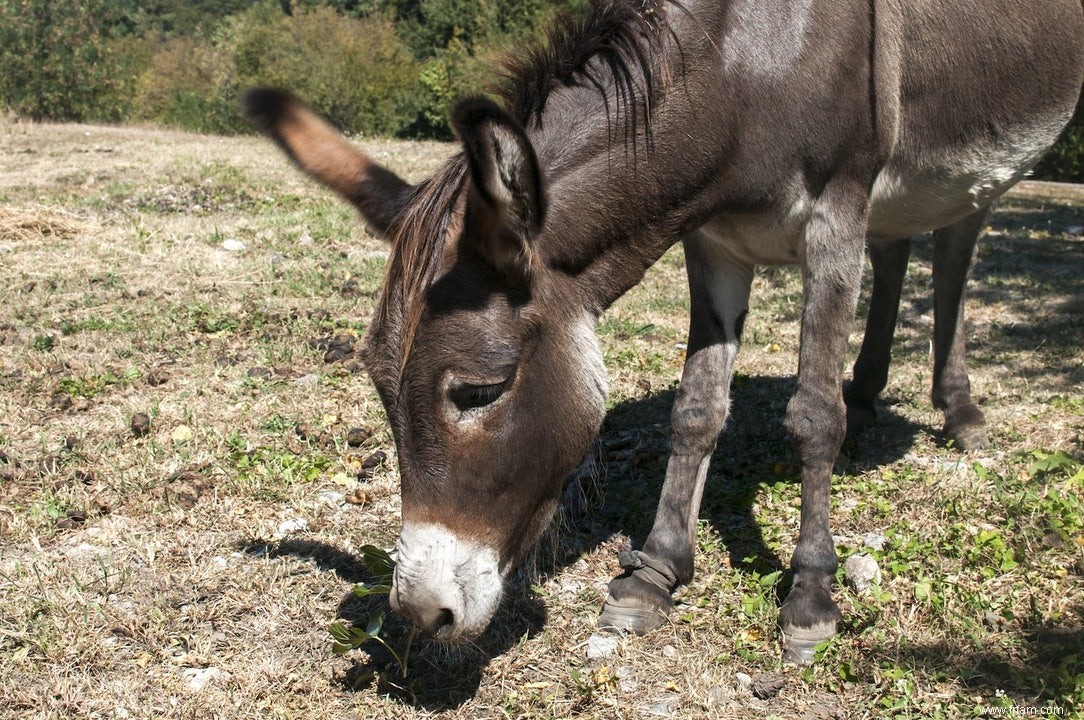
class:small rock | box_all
[862,532,887,551]
[734,672,753,690]
[661,644,677,659]
[586,633,619,659]
[705,685,729,706]
[276,517,309,536]
[220,238,245,252]
[292,374,320,388]
[182,667,230,693]
[0,245,12,255]
[641,697,677,717]
[266,252,287,265]
[171,425,194,443]
[844,553,881,594]
[616,665,638,693]
[750,672,787,700]
[318,490,345,509]
[1066,225,1083,236]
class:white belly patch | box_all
[868,112,1069,238]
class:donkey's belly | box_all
[866,162,1015,238]
[866,120,1062,238]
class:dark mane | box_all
[499,0,673,144]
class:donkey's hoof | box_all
[598,574,672,635]
[779,621,837,665]
[943,404,987,451]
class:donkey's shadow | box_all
[248,373,920,710]
[592,374,921,576]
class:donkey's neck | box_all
[531,93,717,313]
[524,4,727,316]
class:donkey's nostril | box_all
[432,608,455,640]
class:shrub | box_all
[1033,96,1084,184]
[0,0,144,122]
[135,2,420,137]
[132,36,245,134]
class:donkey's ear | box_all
[452,97,547,278]
[242,88,413,240]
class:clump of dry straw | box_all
[0,205,90,244]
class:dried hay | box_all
[0,205,90,244]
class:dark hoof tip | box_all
[943,404,987,451]
[598,599,668,635]
[944,424,988,451]
[780,621,836,665]
[598,573,673,635]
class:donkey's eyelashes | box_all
[449,379,510,412]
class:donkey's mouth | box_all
[391,521,503,642]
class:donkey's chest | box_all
[698,200,811,267]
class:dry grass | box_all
[0,117,1081,719]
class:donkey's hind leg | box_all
[599,232,752,635]
[931,208,990,450]
[844,236,912,438]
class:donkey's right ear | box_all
[241,88,413,240]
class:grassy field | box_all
[0,119,1081,719]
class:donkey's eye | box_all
[450,379,509,412]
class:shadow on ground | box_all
[234,536,547,710]
[876,608,1084,708]
[234,368,930,709]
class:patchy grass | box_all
[0,118,1081,719]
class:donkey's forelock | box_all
[371,158,469,379]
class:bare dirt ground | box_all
[0,119,1081,719]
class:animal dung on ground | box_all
[345,427,371,447]
[130,412,151,438]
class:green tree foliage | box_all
[0,0,142,121]
[133,2,419,135]
[1033,97,1084,184]
[0,0,1080,183]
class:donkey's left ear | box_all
[452,97,547,275]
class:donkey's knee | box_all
[785,386,847,466]
[669,389,729,458]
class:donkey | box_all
[244,0,1083,663]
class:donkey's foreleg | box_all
[932,209,988,450]
[599,236,752,635]
[844,236,911,438]
[779,189,866,664]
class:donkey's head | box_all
[244,90,607,641]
